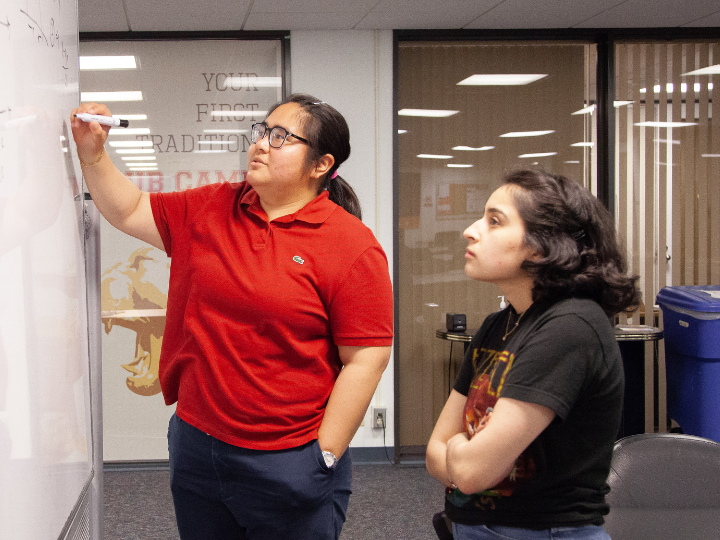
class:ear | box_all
[311,153,335,180]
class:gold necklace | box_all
[502,309,526,341]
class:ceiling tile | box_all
[79,0,130,32]
[249,0,378,14]
[354,11,480,29]
[576,0,720,27]
[682,10,720,26]
[245,12,366,30]
[466,0,625,29]
[124,0,251,32]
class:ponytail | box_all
[325,172,361,220]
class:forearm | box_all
[81,152,144,230]
[426,438,453,487]
[317,347,389,458]
[445,398,555,495]
[446,433,512,494]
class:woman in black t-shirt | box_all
[426,169,640,540]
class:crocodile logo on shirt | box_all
[293,255,305,265]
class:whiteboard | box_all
[0,0,94,538]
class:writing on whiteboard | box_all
[19,10,69,70]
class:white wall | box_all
[290,30,395,448]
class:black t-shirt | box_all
[446,298,624,529]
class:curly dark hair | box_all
[504,168,641,316]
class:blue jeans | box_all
[452,523,611,540]
[167,414,352,540]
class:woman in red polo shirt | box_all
[71,94,393,540]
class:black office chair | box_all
[605,433,720,540]
[432,510,453,540]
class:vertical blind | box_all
[614,40,719,431]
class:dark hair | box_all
[266,93,362,220]
[504,168,641,316]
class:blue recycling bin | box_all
[657,285,720,442]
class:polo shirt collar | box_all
[240,186,336,224]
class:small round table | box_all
[614,325,664,437]
[436,329,476,395]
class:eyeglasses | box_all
[251,122,310,148]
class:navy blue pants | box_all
[167,414,352,540]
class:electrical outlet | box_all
[371,407,386,429]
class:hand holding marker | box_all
[74,113,129,128]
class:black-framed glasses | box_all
[251,122,310,148]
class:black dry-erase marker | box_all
[74,113,129,128]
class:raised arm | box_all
[70,103,163,250]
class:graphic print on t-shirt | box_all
[449,345,536,509]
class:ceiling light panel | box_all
[683,65,720,76]
[81,91,143,102]
[399,109,459,117]
[500,130,555,138]
[79,56,137,70]
[457,74,547,86]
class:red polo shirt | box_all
[150,181,393,450]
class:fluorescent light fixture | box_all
[638,83,712,93]
[702,154,720,158]
[81,91,143,102]
[457,74,547,86]
[683,64,720,76]
[114,114,147,121]
[614,101,634,107]
[635,121,698,128]
[203,129,248,134]
[128,167,158,171]
[452,145,494,151]
[115,149,155,154]
[194,149,228,154]
[398,130,408,134]
[198,140,234,145]
[226,76,281,88]
[500,130,554,138]
[80,56,137,70]
[447,164,473,168]
[571,142,594,147]
[654,139,680,145]
[572,105,596,115]
[108,141,153,148]
[109,128,150,135]
[122,156,156,161]
[519,152,557,158]
[565,160,580,164]
[211,110,266,117]
[399,109,459,118]
[417,154,453,159]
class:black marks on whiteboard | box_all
[19,9,69,70]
